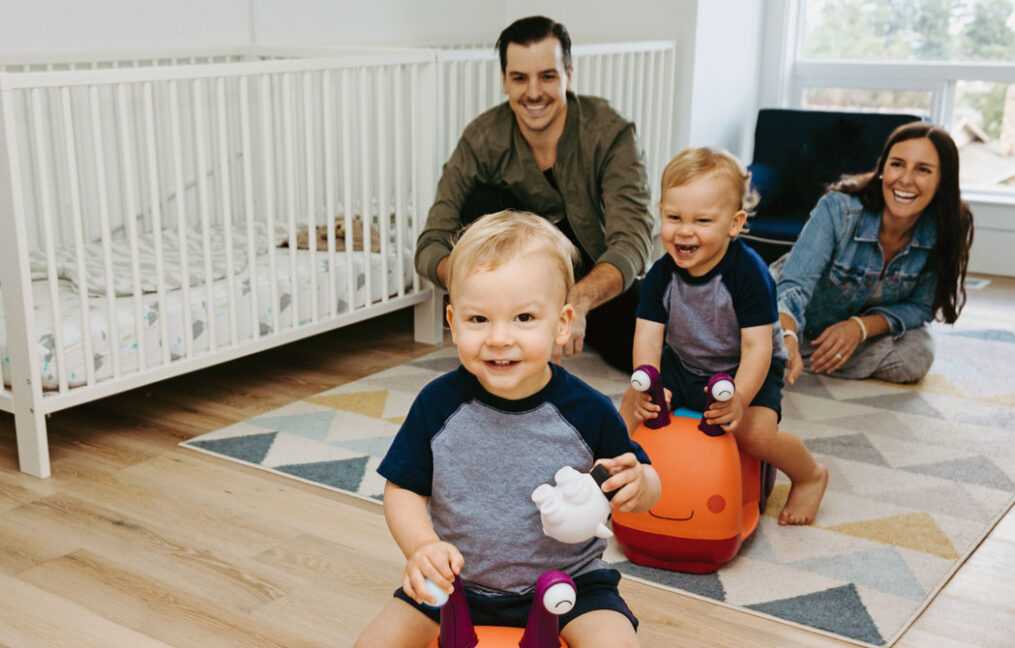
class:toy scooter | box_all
[611,366,776,573]
[426,571,576,647]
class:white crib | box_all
[0,46,445,478]
[0,41,676,478]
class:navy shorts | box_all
[393,568,638,631]
[661,346,785,421]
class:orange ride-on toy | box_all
[426,571,574,647]
[612,366,776,574]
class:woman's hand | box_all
[403,540,464,606]
[783,334,804,384]
[810,318,865,374]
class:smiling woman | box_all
[774,121,975,384]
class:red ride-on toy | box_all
[612,367,776,574]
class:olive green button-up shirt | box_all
[415,92,653,291]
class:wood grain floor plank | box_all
[18,549,313,648]
[0,573,175,648]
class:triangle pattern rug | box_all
[181,325,1015,647]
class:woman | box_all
[775,122,974,384]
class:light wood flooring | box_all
[1,275,1014,647]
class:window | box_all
[789,0,1015,194]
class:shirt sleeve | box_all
[376,388,440,496]
[731,244,779,329]
[414,132,483,286]
[775,192,844,332]
[635,256,672,323]
[596,123,654,290]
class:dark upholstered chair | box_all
[742,108,923,264]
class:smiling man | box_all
[415,16,653,372]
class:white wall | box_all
[683,0,765,160]
[0,0,251,55]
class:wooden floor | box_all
[2,275,1014,647]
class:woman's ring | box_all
[835,352,843,360]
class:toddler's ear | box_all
[446,304,457,342]
[728,210,747,237]
[555,304,576,345]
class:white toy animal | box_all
[531,465,613,544]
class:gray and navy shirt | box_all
[377,364,649,596]
[637,238,788,377]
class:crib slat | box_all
[376,65,389,303]
[282,73,299,329]
[29,88,69,393]
[168,80,194,359]
[58,87,96,386]
[409,66,420,294]
[260,74,279,336]
[303,71,318,323]
[340,69,355,314]
[191,78,217,353]
[393,64,405,299]
[322,70,337,318]
[358,68,372,312]
[89,85,121,380]
[216,77,238,347]
[116,84,146,373]
[142,81,170,365]
[239,76,261,341]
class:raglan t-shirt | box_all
[377,364,649,596]
[637,238,788,376]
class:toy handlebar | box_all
[631,365,670,429]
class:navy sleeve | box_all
[376,371,466,496]
[555,372,651,464]
[727,242,779,329]
[636,255,673,323]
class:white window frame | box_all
[770,0,1015,206]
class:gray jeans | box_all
[800,326,934,384]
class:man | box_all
[414,15,654,372]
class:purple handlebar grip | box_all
[519,571,576,648]
[632,364,670,428]
[438,575,478,648]
[698,373,735,437]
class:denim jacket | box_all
[776,191,936,340]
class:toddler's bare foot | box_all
[778,464,828,525]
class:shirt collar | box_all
[857,207,936,250]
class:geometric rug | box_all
[181,325,1015,647]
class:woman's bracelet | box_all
[781,328,798,343]
[850,315,868,342]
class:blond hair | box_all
[660,147,760,213]
[446,210,578,301]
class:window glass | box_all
[802,0,1015,63]
[802,87,932,116]
[954,81,1015,188]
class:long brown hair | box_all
[831,122,974,324]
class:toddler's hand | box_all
[596,453,655,513]
[703,389,744,432]
[404,540,464,606]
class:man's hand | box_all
[554,305,587,362]
[553,263,624,363]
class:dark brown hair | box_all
[496,16,572,74]
[832,122,974,324]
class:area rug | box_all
[181,325,1015,647]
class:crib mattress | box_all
[1,247,414,390]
